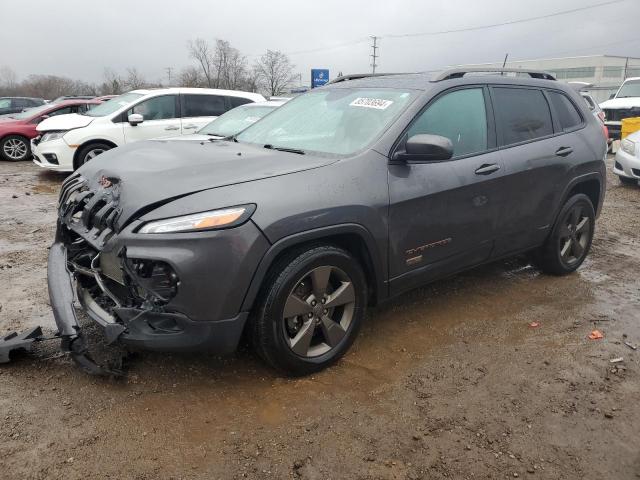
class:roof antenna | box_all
[501,53,509,75]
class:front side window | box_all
[182,94,226,117]
[548,91,582,131]
[236,88,414,155]
[493,88,553,146]
[130,95,177,120]
[84,92,144,117]
[407,88,488,158]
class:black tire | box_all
[250,245,367,376]
[75,143,112,168]
[534,194,595,276]
[1,135,31,161]
[619,175,638,186]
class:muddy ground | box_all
[0,158,638,480]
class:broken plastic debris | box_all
[609,357,624,363]
[624,341,637,351]
[528,322,540,328]
[588,330,604,340]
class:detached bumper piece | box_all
[0,327,43,364]
[48,242,125,376]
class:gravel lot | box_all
[1,158,639,480]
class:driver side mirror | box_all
[128,113,144,126]
[394,134,454,162]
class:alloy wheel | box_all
[282,265,356,358]
[84,148,105,163]
[3,138,27,160]
[558,204,591,266]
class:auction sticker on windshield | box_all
[350,97,394,110]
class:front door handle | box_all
[164,125,180,131]
[475,163,501,175]
[183,124,198,130]
[555,146,573,157]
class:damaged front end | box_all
[48,173,180,375]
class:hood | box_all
[77,139,337,227]
[599,97,640,109]
[37,113,94,132]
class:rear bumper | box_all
[48,241,249,356]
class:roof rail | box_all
[433,67,556,82]
[326,72,407,85]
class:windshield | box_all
[84,92,144,117]
[199,104,277,136]
[616,80,640,98]
[11,103,55,120]
[235,88,414,155]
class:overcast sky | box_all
[2,0,639,85]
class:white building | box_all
[469,55,640,103]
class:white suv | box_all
[599,77,640,143]
[32,88,265,171]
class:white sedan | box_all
[613,129,640,186]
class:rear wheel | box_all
[76,143,112,168]
[533,194,595,275]
[1,135,30,161]
[251,245,367,375]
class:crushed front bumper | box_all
[48,241,250,374]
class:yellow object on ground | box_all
[621,117,640,139]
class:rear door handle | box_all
[183,124,198,130]
[164,125,180,131]
[555,146,573,157]
[474,163,501,175]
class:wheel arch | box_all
[562,174,602,217]
[73,139,118,169]
[241,224,387,313]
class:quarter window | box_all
[408,88,488,158]
[493,88,553,146]
[182,94,227,117]
[547,91,582,131]
[130,95,177,120]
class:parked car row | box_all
[31,87,265,171]
[0,96,46,116]
[0,99,102,161]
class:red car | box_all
[0,99,101,161]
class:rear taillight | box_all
[598,111,605,123]
[602,124,609,140]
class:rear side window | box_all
[183,94,226,117]
[548,91,582,131]
[493,88,553,146]
[229,96,254,108]
[408,88,488,158]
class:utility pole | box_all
[370,36,379,74]
[165,67,173,85]
[502,53,509,71]
[623,57,629,80]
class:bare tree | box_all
[0,66,18,92]
[100,68,124,95]
[188,38,215,87]
[178,66,204,87]
[253,50,295,96]
[124,67,147,90]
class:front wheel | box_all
[75,143,112,168]
[250,245,367,376]
[533,194,595,275]
[1,135,30,161]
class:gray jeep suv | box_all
[48,68,607,375]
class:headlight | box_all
[621,138,636,155]
[40,131,68,142]
[138,205,255,234]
